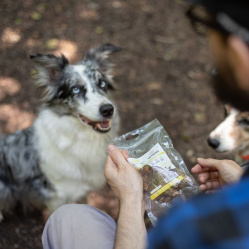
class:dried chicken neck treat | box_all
[138,165,187,200]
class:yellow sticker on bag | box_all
[150,176,183,200]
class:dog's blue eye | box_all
[72,86,80,94]
[99,79,107,89]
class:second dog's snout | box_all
[207,137,220,149]
[99,104,114,118]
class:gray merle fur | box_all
[0,128,53,213]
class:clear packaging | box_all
[112,119,200,226]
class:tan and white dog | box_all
[208,105,249,164]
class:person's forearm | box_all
[114,200,147,249]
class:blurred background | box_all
[0,0,230,248]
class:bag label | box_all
[127,143,180,198]
[127,143,176,170]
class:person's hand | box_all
[104,145,144,206]
[105,145,146,249]
[191,158,243,192]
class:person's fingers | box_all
[191,164,210,174]
[107,145,128,169]
[200,184,207,191]
[198,171,219,183]
[197,158,222,170]
[204,180,221,190]
[121,150,129,160]
[200,180,221,191]
[191,164,201,174]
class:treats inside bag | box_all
[112,119,199,226]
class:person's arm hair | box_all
[115,199,146,249]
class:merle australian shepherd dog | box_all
[0,44,121,221]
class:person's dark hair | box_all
[186,6,228,38]
[186,1,249,45]
[187,4,249,49]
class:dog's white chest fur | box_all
[34,109,116,210]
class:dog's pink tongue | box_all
[99,120,110,128]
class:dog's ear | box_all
[85,44,122,81]
[224,104,232,117]
[30,54,69,101]
[30,54,68,82]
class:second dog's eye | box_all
[238,118,249,126]
[72,86,80,94]
[98,79,107,90]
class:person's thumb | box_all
[107,145,127,169]
[104,156,118,179]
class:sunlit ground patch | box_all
[1,28,21,48]
[0,77,21,100]
[0,104,34,133]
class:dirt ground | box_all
[0,0,232,248]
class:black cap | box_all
[185,0,249,43]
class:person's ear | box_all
[227,36,249,92]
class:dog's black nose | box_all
[99,104,114,118]
[207,137,220,149]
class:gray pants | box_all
[42,204,117,249]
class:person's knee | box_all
[52,204,88,217]
[50,204,95,225]
[49,204,116,226]
[43,204,117,249]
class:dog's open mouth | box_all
[79,115,111,133]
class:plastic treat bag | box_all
[112,119,200,226]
